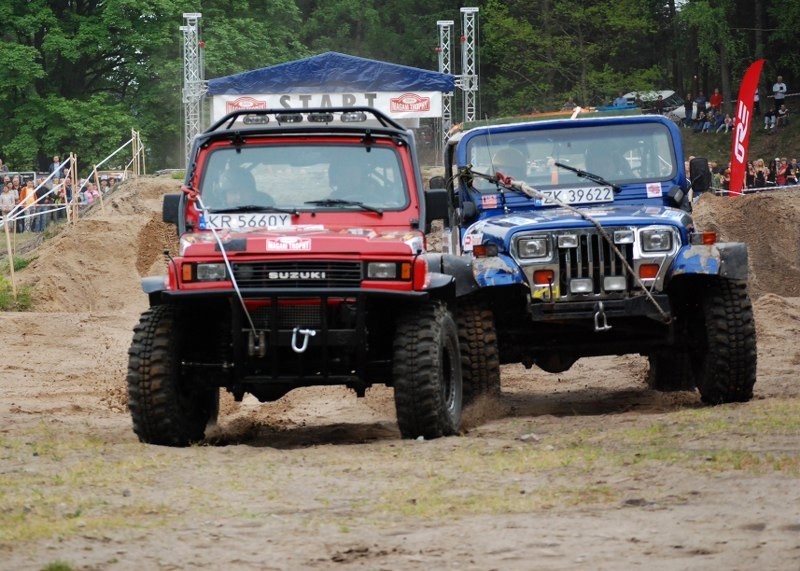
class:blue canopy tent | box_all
[207,52,455,123]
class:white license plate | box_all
[200,213,293,230]
[537,186,614,206]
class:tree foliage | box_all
[0,0,797,171]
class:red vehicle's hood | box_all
[181,225,426,257]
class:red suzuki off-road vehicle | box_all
[127,108,463,446]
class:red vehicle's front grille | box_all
[231,261,363,289]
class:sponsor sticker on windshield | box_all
[200,213,293,230]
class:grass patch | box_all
[0,275,32,310]
[1,254,34,273]
[41,562,74,571]
[171,170,186,180]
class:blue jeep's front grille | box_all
[558,229,632,296]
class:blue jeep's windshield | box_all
[466,122,676,192]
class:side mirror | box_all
[424,187,449,224]
[666,184,692,213]
[163,193,181,225]
[689,158,711,193]
[428,175,446,190]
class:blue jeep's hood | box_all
[463,204,694,247]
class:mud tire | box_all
[393,302,463,439]
[691,279,757,404]
[646,351,695,392]
[127,305,218,446]
[457,301,501,404]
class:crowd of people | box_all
[0,156,122,234]
[710,157,800,193]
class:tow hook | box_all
[594,301,612,332]
[291,327,317,354]
[248,331,267,358]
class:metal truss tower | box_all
[437,20,454,138]
[181,13,206,166]
[460,7,479,123]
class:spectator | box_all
[0,183,15,221]
[33,181,51,233]
[767,159,778,185]
[0,158,8,173]
[49,155,63,175]
[694,91,707,119]
[776,158,789,186]
[721,168,731,191]
[754,158,769,187]
[561,96,577,111]
[10,175,21,202]
[613,92,628,107]
[710,88,723,113]
[653,95,666,115]
[682,94,693,128]
[701,110,714,132]
[99,178,110,193]
[787,160,798,185]
[764,109,776,129]
[791,159,799,183]
[773,75,787,113]
[716,113,734,133]
[693,111,707,133]
[746,161,756,188]
[776,104,789,127]
[18,180,37,232]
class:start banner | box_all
[211,91,443,121]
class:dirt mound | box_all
[692,190,800,298]
[19,177,180,313]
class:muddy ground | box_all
[1,178,799,570]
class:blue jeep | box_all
[434,114,756,404]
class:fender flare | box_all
[141,275,167,305]
[668,242,749,281]
[425,253,479,297]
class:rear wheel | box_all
[457,301,501,404]
[691,279,757,404]
[393,302,462,439]
[127,305,218,446]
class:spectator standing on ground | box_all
[773,75,787,113]
[0,184,15,221]
[776,158,789,186]
[682,94,693,127]
[48,155,63,175]
[613,92,628,107]
[746,162,756,188]
[694,91,707,120]
[767,159,778,185]
[654,95,666,115]
[0,158,8,173]
[754,158,768,187]
[561,96,576,111]
[710,88,723,114]
[18,180,37,232]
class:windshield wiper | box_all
[304,199,383,215]
[207,204,299,215]
[553,162,621,193]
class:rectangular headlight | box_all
[196,263,227,281]
[603,276,627,291]
[557,234,578,248]
[518,236,549,259]
[614,230,635,244]
[640,228,673,252]
[570,278,594,294]
[367,262,397,279]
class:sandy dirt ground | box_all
[1,178,800,570]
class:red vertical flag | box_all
[729,59,765,196]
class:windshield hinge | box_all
[361,129,374,152]
[230,132,246,151]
